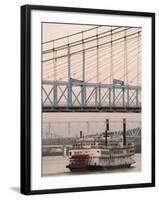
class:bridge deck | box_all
[42,106,141,113]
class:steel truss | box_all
[42,79,141,112]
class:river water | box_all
[42,154,141,176]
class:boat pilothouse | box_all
[66,119,136,172]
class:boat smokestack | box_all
[105,119,109,146]
[106,119,109,131]
[80,131,83,138]
[123,118,126,146]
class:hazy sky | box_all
[43,112,140,122]
[42,112,141,137]
[42,23,95,43]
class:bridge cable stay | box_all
[43,34,140,73]
[42,26,121,54]
[49,45,140,82]
[42,26,100,44]
[43,35,140,66]
[43,42,138,84]
[42,28,141,63]
[43,46,141,83]
[43,34,141,84]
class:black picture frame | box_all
[21,4,155,195]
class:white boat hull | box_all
[89,155,135,168]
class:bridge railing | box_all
[42,79,141,112]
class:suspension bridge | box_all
[42,25,142,112]
[42,120,141,139]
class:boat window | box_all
[113,150,123,154]
[101,151,108,155]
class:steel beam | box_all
[42,80,141,112]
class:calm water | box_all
[42,154,141,176]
